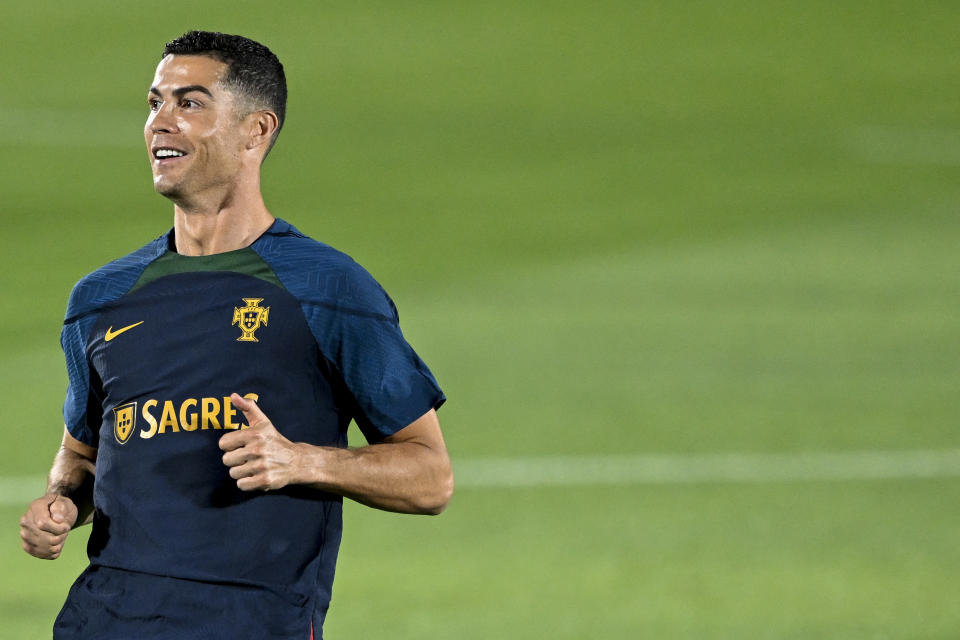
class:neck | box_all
[170,175,275,256]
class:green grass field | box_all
[2,1,959,637]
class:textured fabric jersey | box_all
[53,218,445,639]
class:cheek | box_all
[207,129,246,161]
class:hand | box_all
[219,393,303,491]
[20,494,78,559]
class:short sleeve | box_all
[250,221,446,443]
[61,313,101,448]
[56,236,169,448]
[303,266,445,443]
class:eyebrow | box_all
[148,85,215,99]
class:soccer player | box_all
[18,31,452,639]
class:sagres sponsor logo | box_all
[113,402,138,444]
[232,298,269,342]
[110,394,259,441]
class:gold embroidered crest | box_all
[232,298,270,342]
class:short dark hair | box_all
[163,31,287,154]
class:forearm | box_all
[294,441,453,515]
[220,400,453,513]
[47,445,96,528]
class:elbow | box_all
[419,461,454,515]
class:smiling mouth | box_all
[153,148,187,160]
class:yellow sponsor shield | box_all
[113,402,138,445]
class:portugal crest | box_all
[232,298,270,342]
[113,402,138,445]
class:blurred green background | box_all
[2,1,959,637]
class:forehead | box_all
[150,54,229,92]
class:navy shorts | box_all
[53,565,318,639]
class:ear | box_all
[244,110,280,153]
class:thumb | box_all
[231,393,268,428]
[48,495,73,523]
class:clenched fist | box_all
[20,494,78,559]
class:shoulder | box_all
[252,219,397,322]
[65,234,169,323]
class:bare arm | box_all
[48,429,97,525]
[220,394,453,515]
[293,409,453,514]
[19,429,97,559]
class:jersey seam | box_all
[298,299,396,324]
[63,251,170,326]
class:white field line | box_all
[0,107,142,147]
[453,449,960,488]
[0,476,47,507]
[3,449,960,505]
[846,125,960,166]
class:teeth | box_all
[155,149,185,158]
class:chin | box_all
[153,177,183,199]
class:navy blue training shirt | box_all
[57,218,445,637]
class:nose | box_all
[148,101,178,134]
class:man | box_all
[18,31,452,639]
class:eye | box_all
[148,98,161,111]
[180,98,201,109]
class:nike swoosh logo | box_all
[105,321,145,342]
